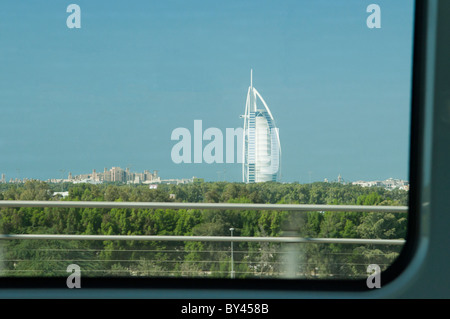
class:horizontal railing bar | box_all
[0,200,408,213]
[0,234,406,245]
[0,262,392,267]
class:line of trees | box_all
[0,180,408,279]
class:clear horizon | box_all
[0,164,409,184]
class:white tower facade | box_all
[242,70,281,183]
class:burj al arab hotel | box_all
[242,70,281,183]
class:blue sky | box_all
[0,0,415,183]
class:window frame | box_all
[0,0,437,297]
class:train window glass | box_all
[0,0,414,284]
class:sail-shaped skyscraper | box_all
[242,70,281,183]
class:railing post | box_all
[282,230,299,279]
[230,227,235,279]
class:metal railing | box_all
[0,200,407,245]
[0,234,405,245]
[0,200,407,278]
[0,200,408,212]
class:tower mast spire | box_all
[250,69,256,112]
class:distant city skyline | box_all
[0,166,408,187]
[0,1,414,183]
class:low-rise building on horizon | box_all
[352,178,409,191]
[67,167,160,184]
